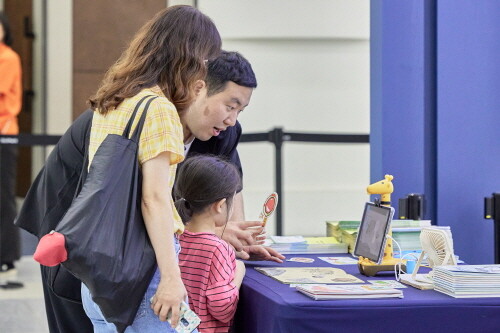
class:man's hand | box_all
[218,220,264,252]
[236,245,285,263]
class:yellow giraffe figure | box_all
[358,174,403,276]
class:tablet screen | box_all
[354,202,394,263]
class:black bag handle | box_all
[75,95,157,198]
[130,96,159,142]
[122,95,155,138]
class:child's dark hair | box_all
[174,155,242,224]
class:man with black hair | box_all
[183,51,281,260]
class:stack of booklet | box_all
[325,221,359,253]
[267,236,347,254]
[326,220,432,254]
[433,265,500,298]
[296,284,404,300]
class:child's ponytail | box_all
[174,198,193,224]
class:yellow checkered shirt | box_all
[89,86,185,234]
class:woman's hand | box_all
[150,273,187,327]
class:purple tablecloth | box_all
[233,254,500,333]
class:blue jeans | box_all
[81,236,195,332]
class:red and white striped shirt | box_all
[179,230,239,333]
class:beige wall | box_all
[31,0,45,176]
[200,0,370,236]
[46,0,73,135]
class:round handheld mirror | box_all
[260,192,278,227]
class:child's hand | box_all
[233,260,247,288]
[236,260,246,273]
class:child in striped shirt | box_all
[175,155,246,333]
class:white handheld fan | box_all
[399,227,456,289]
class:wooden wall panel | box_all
[72,0,166,118]
[4,0,34,195]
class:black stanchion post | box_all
[495,193,500,264]
[496,218,500,265]
[269,128,284,236]
[484,192,500,264]
[239,129,369,237]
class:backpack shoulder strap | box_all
[75,111,94,198]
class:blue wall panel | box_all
[370,1,434,216]
[437,0,500,264]
[372,0,500,264]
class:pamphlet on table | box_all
[296,284,404,300]
[255,267,363,284]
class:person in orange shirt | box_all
[0,12,22,276]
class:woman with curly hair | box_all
[80,6,221,332]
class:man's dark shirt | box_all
[186,121,242,176]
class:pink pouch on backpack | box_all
[33,230,68,266]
